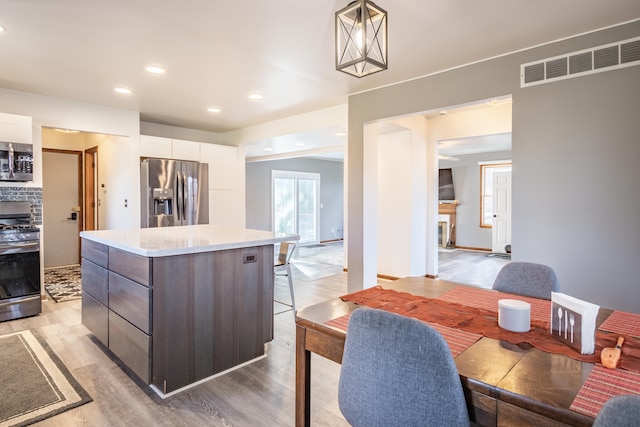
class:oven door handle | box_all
[0,241,40,255]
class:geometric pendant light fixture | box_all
[335,0,388,77]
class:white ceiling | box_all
[2,1,639,158]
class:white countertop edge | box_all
[80,226,299,258]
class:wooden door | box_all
[84,147,98,231]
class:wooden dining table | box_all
[294,276,622,427]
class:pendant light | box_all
[335,0,388,78]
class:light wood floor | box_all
[0,245,507,427]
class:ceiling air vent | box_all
[521,36,640,88]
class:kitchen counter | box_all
[80,225,298,397]
[80,224,296,257]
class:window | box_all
[480,162,512,228]
[272,170,320,244]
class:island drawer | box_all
[82,291,108,346]
[108,272,151,334]
[109,311,150,383]
[81,258,108,305]
[81,239,108,268]
[109,248,151,287]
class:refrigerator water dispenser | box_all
[153,188,173,215]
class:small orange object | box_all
[601,337,624,369]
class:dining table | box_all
[294,276,640,427]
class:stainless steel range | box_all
[0,201,41,321]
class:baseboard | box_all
[319,238,344,243]
[454,246,491,252]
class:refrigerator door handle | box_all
[176,171,182,221]
[181,171,187,221]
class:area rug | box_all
[0,329,92,426]
[44,265,81,302]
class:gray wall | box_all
[440,150,512,250]
[246,157,344,242]
[347,21,640,313]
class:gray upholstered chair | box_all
[274,241,296,316]
[492,261,560,300]
[338,308,470,426]
[593,394,640,427]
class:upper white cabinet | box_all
[140,135,171,158]
[171,139,200,162]
[140,136,201,162]
[200,143,240,190]
[0,113,32,144]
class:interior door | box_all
[43,150,82,267]
[491,170,512,253]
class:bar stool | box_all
[274,241,296,316]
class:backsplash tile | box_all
[0,186,43,224]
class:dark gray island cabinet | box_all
[80,225,293,397]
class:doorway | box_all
[42,149,82,267]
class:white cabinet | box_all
[140,136,201,162]
[200,143,239,190]
[0,113,32,144]
[140,135,171,158]
[171,139,200,161]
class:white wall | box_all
[85,133,131,230]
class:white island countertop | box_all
[80,225,299,257]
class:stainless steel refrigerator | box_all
[140,158,209,227]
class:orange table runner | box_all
[435,286,551,323]
[326,313,481,358]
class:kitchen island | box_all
[80,225,297,397]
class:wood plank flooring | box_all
[0,245,507,427]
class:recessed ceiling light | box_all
[336,132,347,137]
[207,107,221,114]
[249,93,263,101]
[295,142,305,147]
[114,87,132,95]
[53,128,80,134]
[145,65,165,74]
[264,147,273,151]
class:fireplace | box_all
[438,221,448,247]
[438,202,458,247]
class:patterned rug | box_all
[44,265,82,303]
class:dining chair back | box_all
[593,394,640,427]
[338,308,470,426]
[274,241,296,316]
[492,261,560,300]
